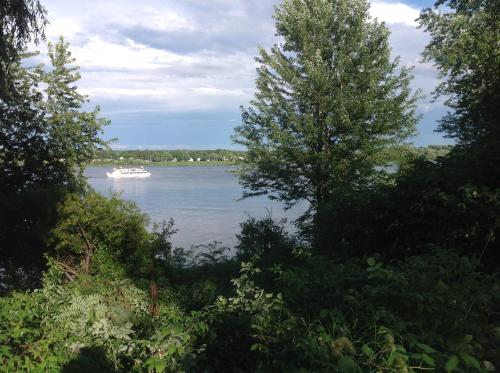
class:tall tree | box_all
[41,36,109,187]
[234,0,419,253]
[0,0,48,192]
[0,1,48,290]
[419,0,500,185]
[1,37,109,193]
[419,0,499,145]
[0,37,109,291]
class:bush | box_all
[316,153,500,268]
[0,261,207,372]
[198,249,500,372]
[49,191,150,275]
[369,155,500,267]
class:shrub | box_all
[198,249,499,372]
[49,191,150,275]
[0,261,206,372]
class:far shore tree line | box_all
[91,145,452,165]
[92,149,246,164]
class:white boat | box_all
[106,167,151,179]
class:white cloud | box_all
[37,0,447,146]
[39,0,264,114]
[370,1,420,27]
[70,36,188,69]
[46,18,81,38]
[45,1,194,35]
[137,6,195,32]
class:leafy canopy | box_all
[234,0,420,212]
[419,0,500,146]
[0,36,109,193]
[42,37,110,187]
[0,0,47,92]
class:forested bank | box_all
[1,0,499,372]
[90,146,450,166]
[92,149,246,166]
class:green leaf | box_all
[337,356,360,373]
[462,334,473,344]
[154,360,168,373]
[461,353,481,370]
[387,351,397,366]
[416,343,436,353]
[421,353,435,367]
[445,356,459,372]
[361,344,374,358]
[367,257,376,267]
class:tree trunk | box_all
[149,277,159,316]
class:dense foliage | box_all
[0,37,108,290]
[419,0,499,147]
[1,213,498,372]
[0,266,206,372]
[1,0,499,372]
[419,0,500,187]
[0,0,46,91]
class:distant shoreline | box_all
[86,161,239,167]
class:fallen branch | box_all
[55,260,79,281]
[79,226,95,274]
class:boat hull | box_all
[106,172,151,178]
[106,167,152,178]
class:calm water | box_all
[85,166,306,248]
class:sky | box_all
[38,0,452,150]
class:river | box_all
[85,166,306,248]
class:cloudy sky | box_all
[38,0,451,149]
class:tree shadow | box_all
[61,346,117,373]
